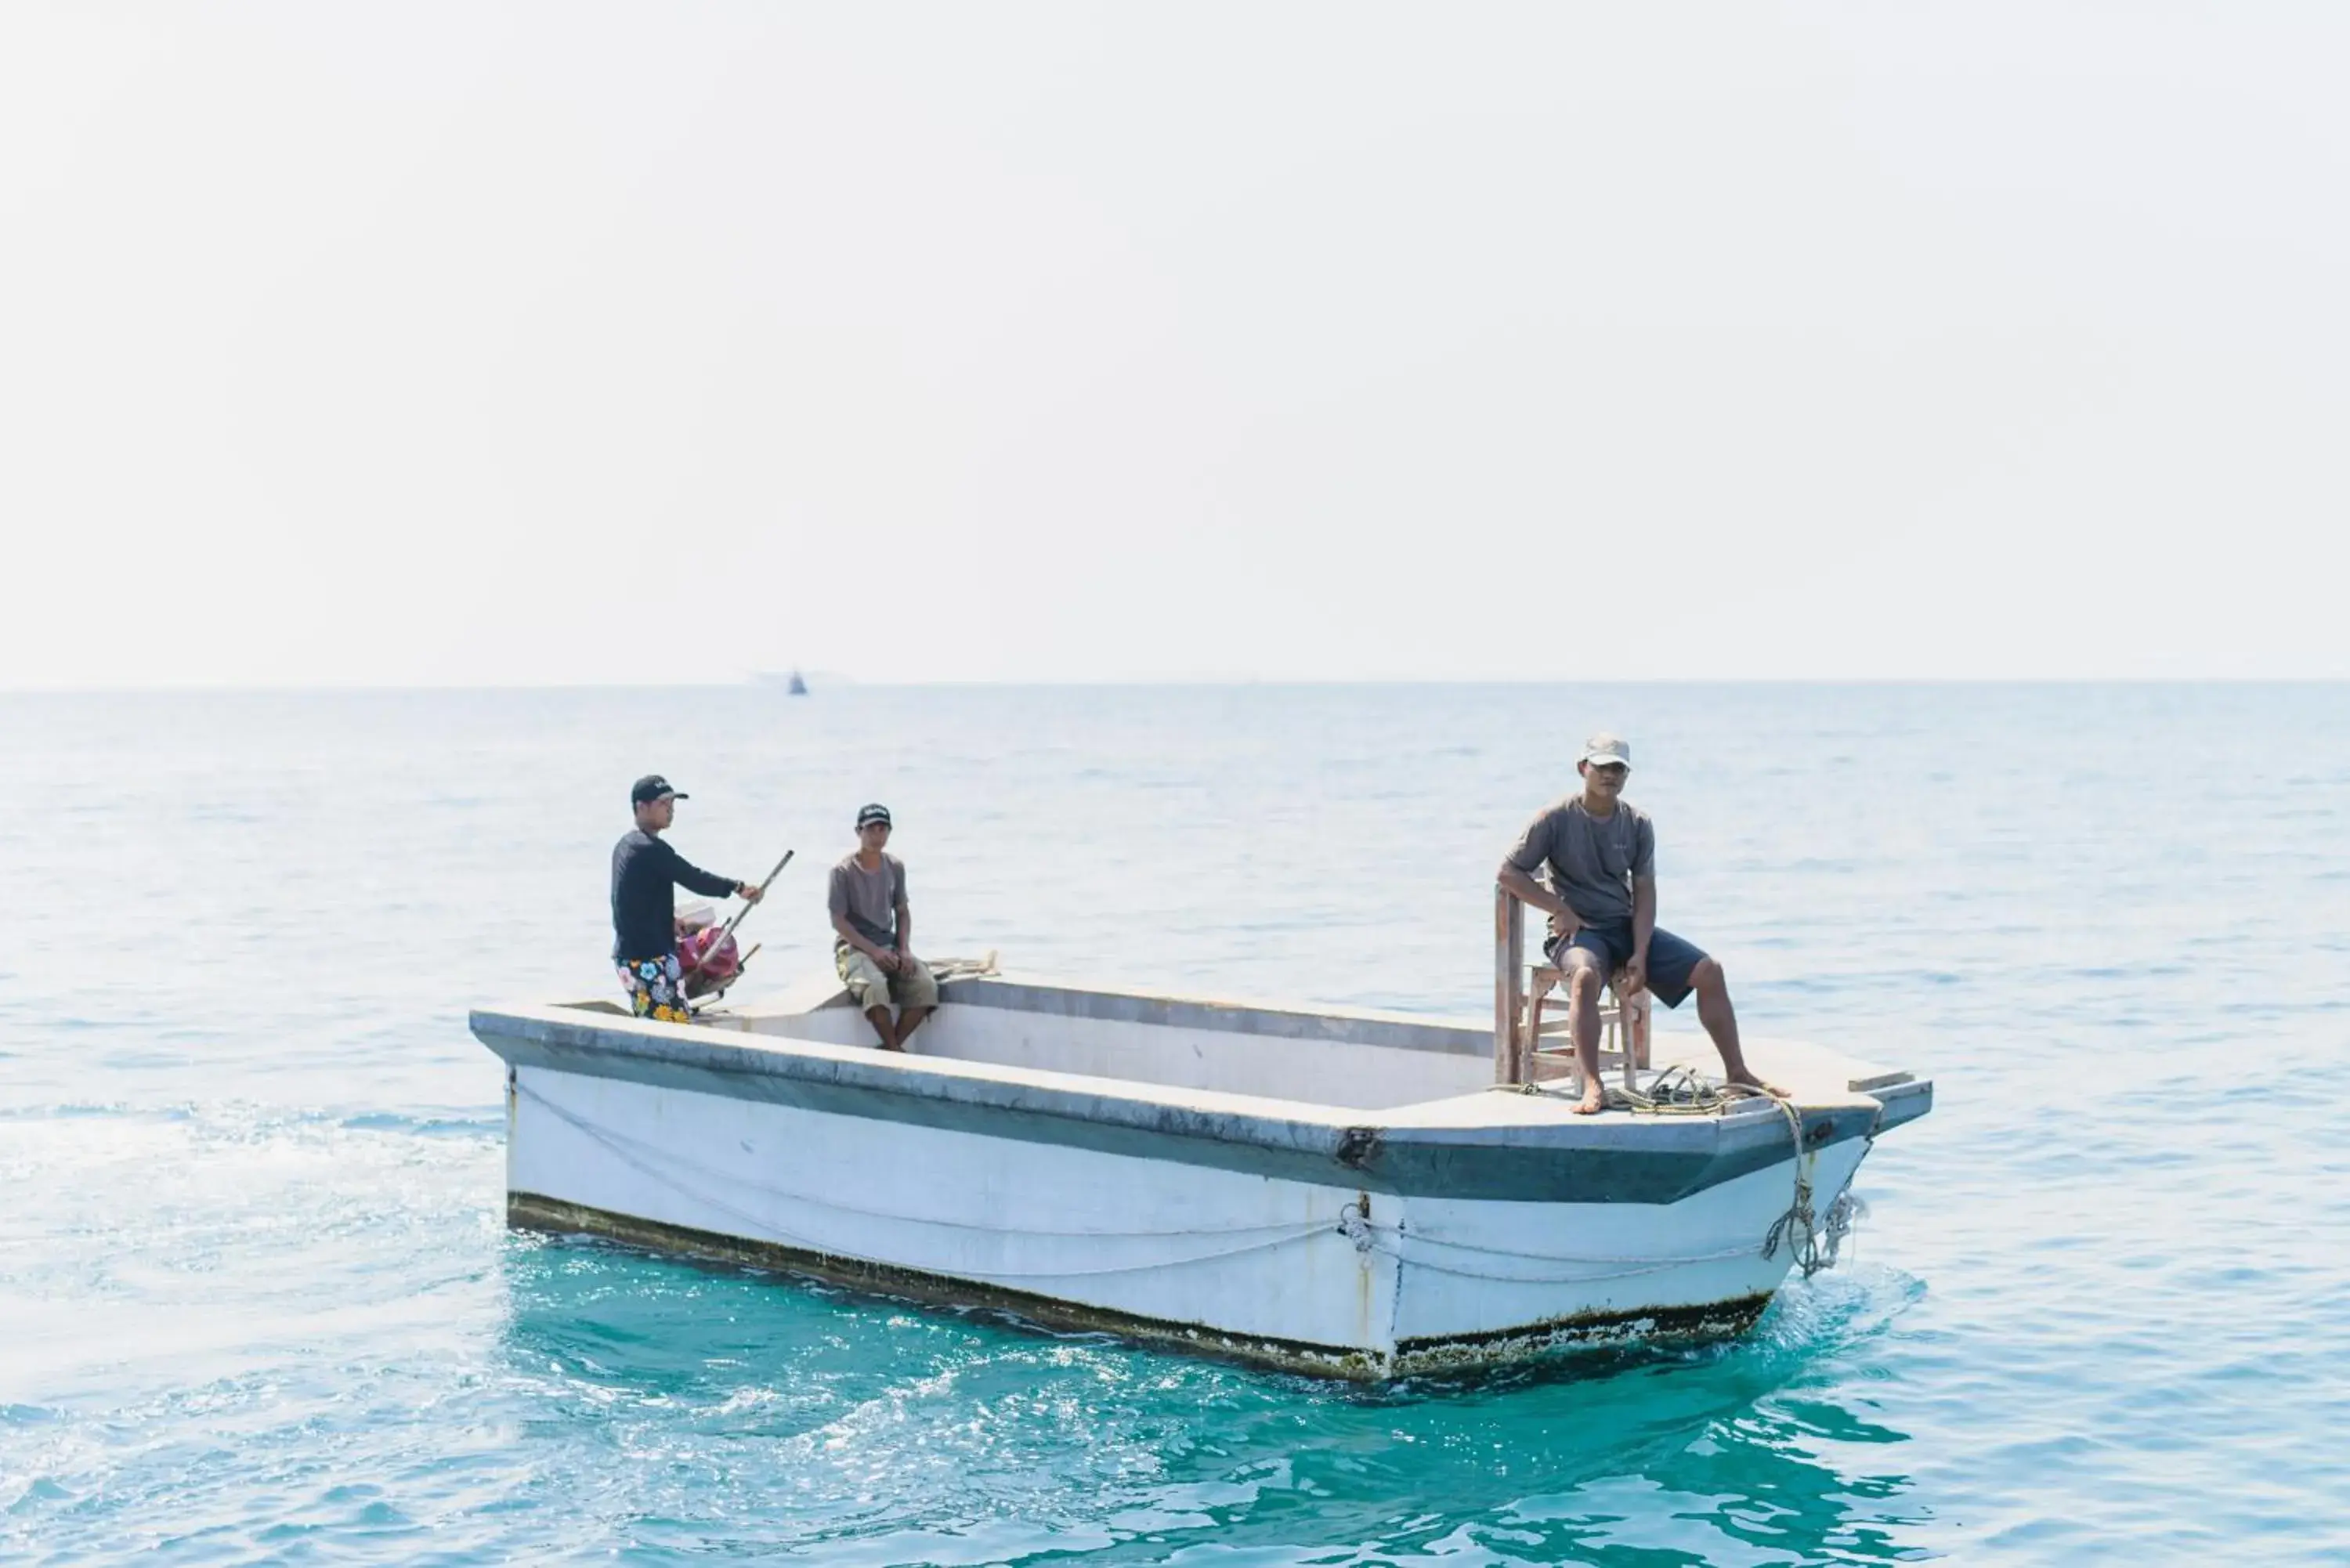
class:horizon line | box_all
[3,674,2346,695]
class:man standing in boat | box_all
[612,775,763,1024]
[829,804,939,1051]
[1497,733,1775,1115]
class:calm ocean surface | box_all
[3,684,2345,1565]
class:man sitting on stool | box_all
[827,803,938,1051]
[1497,732,1777,1115]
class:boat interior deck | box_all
[649,973,1919,1118]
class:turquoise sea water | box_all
[4,684,2346,1564]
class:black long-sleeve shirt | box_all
[610,829,737,960]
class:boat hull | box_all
[505,1191,1777,1378]
[495,1042,1880,1377]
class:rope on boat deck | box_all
[1622,1070,1857,1278]
[1600,1063,1750,1116]
[1538,1066,1855,1281]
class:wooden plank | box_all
[1492,887,1524,1085]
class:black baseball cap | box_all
[856,803,891,829]
[631,774,689,806]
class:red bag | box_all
[677,925,742,996]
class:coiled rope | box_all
[1517,1065,1856,1280]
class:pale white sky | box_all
[2,3,2344,685]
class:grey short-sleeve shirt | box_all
[828,852,907,948]
[1506,796,1656,928]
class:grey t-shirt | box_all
[1506,796,1656,930]
[828,852,907,948]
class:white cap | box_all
[1580,732,1631,768]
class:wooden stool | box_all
[1520,965,1652,1094]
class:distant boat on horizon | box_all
[750,670,810,695]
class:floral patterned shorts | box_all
[618,953,692,1024]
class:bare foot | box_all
[1574,1080,1607,1115]
[1726,1069,1785,1098]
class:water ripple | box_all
[3,685,2348,1563]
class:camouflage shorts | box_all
[835,943,939,1010]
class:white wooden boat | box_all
[471,900,1930,1378]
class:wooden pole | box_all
[1493,886,1524,1085]
[683,848,794,983]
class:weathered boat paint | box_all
[508,1190,1777,1378]
[473,974,1929,1377]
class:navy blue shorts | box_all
[1544,922,1710,1009]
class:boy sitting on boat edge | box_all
[828,803,938,1051]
